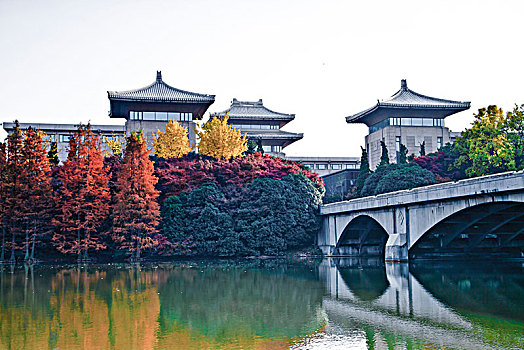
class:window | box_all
[271,145,282,153]
[423,118,433,126]
[59,134,70,143]
[345,164,357,169]
[129,111,192,121]
[156,112,168,121]
[396,136,401,152]
[317,164,327,170]
[434,119,444,127]
[262,145,272,153]
[143,112,155,120]
[411,118,423,126]
[437,137,443,150]
[331,164,342,170]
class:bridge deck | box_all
[321,170,524,215]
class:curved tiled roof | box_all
[240,129,303,140]
[347,80,470,123]
[211,99,295,121]
[108,71,215,103]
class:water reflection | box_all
[0,262,327,350]
[318,258,524,350]
[0,260,522,349]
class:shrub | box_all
[361,163,436,197]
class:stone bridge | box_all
[318,171,524,261]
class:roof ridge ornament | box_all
[156,71,162,82]
[401,79,407,90]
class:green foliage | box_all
[256,138,264,154]
[236,174,322,255]
[379,141,389,167]
[398,144,408,164]
[454,105,516,177]
[162,183,242,256]
[244,139,257,155]
[360,163,436,197]
[419,141,426,157]
[503,104,524,170]
[355,146,371,196]
[47,141,59,166]
[162,174,322,257]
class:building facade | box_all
[347,80,470,170]
[108,71,215,147]
[285,156,360,176]
[2,122,125,161]
[210,99,303,157]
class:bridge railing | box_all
[321,170,524,215]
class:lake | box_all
[0,259,522,349]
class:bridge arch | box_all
[410,201,524,259]
[336,215,388,258]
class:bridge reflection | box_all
[319,258,524,349]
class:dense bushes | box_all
[360,163,436,197]
[162,174,323,257]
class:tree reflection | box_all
[0,261,326,349]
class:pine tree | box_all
[47,141,59,166]
[244,139,257,155]
[53,125,110,260]
[112,131,160,260]
[398,144,408,164]
[152,120,192,159]
[379,141,389,167]
[197,115,247,159]
[256,138,264,155]
[355,146,371,196]
[19,127,53,261]
[419,141,426,156]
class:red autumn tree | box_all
[112,131,160,260]
[3,121,25,262]
[18,127,53,261]
[0,141,7,261]
[52,124,110,260]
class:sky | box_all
[0,0,523,157]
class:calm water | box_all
[0,259,522,350]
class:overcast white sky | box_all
[1,0,523,157]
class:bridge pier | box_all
[385,233,408,262]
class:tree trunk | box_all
[9,224,15,264]
[1,227,5,262]
[77,229,82,262]
[24,229,29,261]
[30,228,36,260]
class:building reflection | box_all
[318,258,524,350]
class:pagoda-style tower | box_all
[108,71,215,146]
[210,99,303,156]
[347,79,470,169]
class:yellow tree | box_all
[152,120,192,159]
[197,115,247,159]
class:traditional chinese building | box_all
[108,71,215,146]
[210,99,303,156]
[347,79,470,169]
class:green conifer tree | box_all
[256,138,264,154]
[419,141,426,156]
[398,144,408,163]
[355,146,371,196]
[379,141,389,167]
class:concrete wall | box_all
[366,125,454,170]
